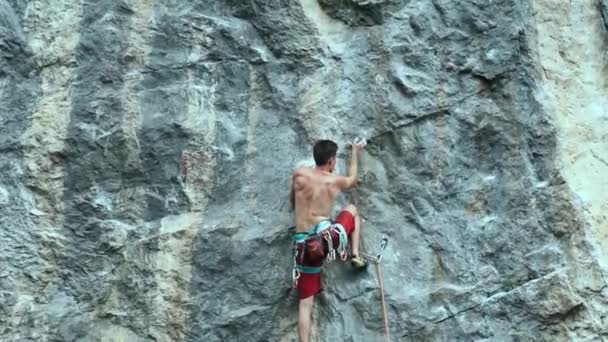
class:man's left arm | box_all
[290,171,301,210]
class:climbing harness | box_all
[362,237,391,342]
[292,220,349,287]
[292,220,330,286]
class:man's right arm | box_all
[336,145,360,190]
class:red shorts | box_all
[297,210,356,299]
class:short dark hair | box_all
[313,140,338,166]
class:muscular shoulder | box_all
[292,167,310,180]
[292,168,310,187]
[332,174,356,191]
[293,167,307,177]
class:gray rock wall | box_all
[1,0,607,341]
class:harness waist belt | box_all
[293,220,332,244]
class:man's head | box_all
[313,139,338,172]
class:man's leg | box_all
[352,210,362,257]
[341,204,360,254]
[298,296,314,342]
[340,204,366,267]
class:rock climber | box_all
[290,139,367,342]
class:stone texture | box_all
[1,0,607,341]
[531,0,608,252]
[602,0,608,31]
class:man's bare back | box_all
[292,168,342,232]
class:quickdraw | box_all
[292,253,301,288]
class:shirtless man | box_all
[291,139,367,342]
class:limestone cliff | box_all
[1,0,607,341]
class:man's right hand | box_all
[351,137,367,152]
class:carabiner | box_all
[353,136,367,147]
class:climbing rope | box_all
[334,225,348,261]
[377,262,391,342]
[363,237,391,342]
[323,230,336,262]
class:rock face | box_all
[1,0,607,341]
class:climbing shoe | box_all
[350,254,368,269]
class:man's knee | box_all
[298,297,313,342]
[343,204,357,217]
[299,296,314,312]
